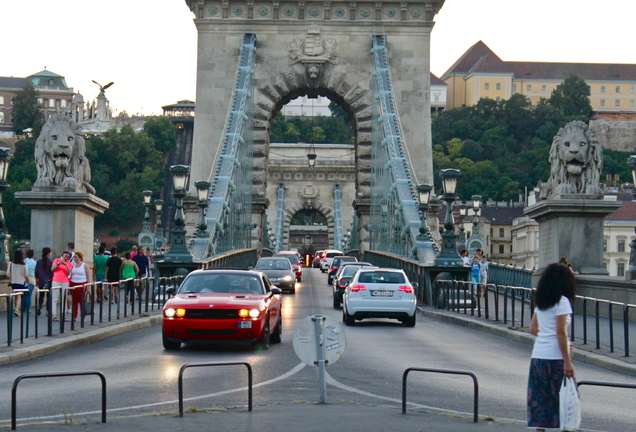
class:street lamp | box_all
[194,181,211,237]
[416,184,432,241]
[0,148,12,263]
[137,189,155,251]
[435,168,462,266]
[165,165,192,262]
[467,194,484,256]
[457,203,468,250]
[307,142,317,168]
[154,199,165,250]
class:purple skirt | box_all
[527,358,565,429]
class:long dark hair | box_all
[12,250,24,265]
[535,263,576,310]
[40,247,51,271]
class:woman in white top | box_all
[527,263,576,431]
[69,252,91,321]
[8,250,29,316]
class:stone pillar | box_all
[525,197,620,279]
[15,191,109,266]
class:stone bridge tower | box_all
[184,0,445,253]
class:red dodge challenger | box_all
[162,269,282,350]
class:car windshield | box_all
[357,271,406,284]
[342,266,362,277]
[275,254,299,265]
[256,259,291,270]
[179,273,264,294]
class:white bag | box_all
[559,377,581,431]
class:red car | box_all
[162,269,283,350]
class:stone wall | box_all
[590,119,636,152]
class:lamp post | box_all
[0,148,12,264]
[467,194,484,256]
[154,199,165,251]
[457,204,468,251]
[628,155,636,198]
[435,168,462,266]
[137,190,155,251]
[165,165,192,262]
[307,142,317,168]
[194,181,211,238]
[416,184,432,241]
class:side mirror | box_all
[248,265,254,270]
[270,287,282,295]
[166,287,175,296]
[411,282,419,289]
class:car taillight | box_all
[322,258,327,262]
[398,286,414,293]
[350,285,366,292]
[338,281,347,288]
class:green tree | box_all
[11,82,44,136]
[143,117,177,153]
[549,74,592,118]
[4,138,37,239]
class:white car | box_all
[342,268,417,327]
[320,249,344,272]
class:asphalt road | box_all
[1,268,635,431]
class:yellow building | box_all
[442,41,636,115]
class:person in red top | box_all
[51,251,73,322]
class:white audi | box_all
[342,268,417,327]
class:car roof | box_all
[186,268,263,277]
[258,257,289,261]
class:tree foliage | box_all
[270,111,354,144]
[432,75,629,201]
[11,82,44,136]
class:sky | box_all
[2,0,635,115]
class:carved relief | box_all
[289,24,339,87]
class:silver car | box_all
[342,268,417,327]
[254,257,297,294]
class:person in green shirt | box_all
[93,246,109,300]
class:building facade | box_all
[442,41,636,114]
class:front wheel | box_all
[270,316,282,343]
[162,332,181,350]
[252,318,270,350]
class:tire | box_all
[270,316,282,343]
[333,295,341,309]
[162,332,181,350]
[290,287,296,295]
[343,307,355,326]
[297,277,301,282]
[327,277,332,286]
[252,318,270,350]
[403,313,416,327]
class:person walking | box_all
[8,250,29,316]
[470,255,481,294]
[120,252,139,305]
[105,247,122,303]
[24,250,37,314]
[93,245,108,301]
[527,263,577,431]
[35,247,53,316]
[51,251,73,322]
[69,252,91,321]
[479,255,489,296]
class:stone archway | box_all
[185,1,445,253]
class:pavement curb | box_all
[0,315,162,366]
[418,307,636,377]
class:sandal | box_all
[53,317,59,322]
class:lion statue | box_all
[33,113,95,194]
[539,120,603,200]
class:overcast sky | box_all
[2,0,633,115]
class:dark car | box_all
[254,257,297,294]
[332,263,376,308]
[273,252,303,282]
[162,269,282,350]
[327,256,358,285]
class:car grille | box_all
[186,329,237,335]
[185,309,240,319]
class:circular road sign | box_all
[293,314,346,366]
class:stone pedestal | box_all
[16,191,109,265]
[525,197,620,279]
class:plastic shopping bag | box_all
[559,377,581,431]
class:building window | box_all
[499,228,504,237]
[433,93,440,102]
[616,99,621,107]
[603,261,607,269]
[526,84,532,92]
[618,239,626,252]
[0,111,4,124]
[631,100,635,107]
[600,99,606,107]
[484,82,490,90]
[603,238,607,252]
[631,86,635,94]
[512,83,517,92]
[618,262,625,277]
[496,83,501,91]
[48,99,55,108]
[61,99,67,108]
[498,245,504,254]
[541,84,547,92]
[616,86,621,93]
[490,228,493,237]
[601,85,606,93]
[0,96,3,105]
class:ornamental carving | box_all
[289,24,339,87]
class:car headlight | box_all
[239,308,261,318]
[282,275,293,281]
[164,308,175,317]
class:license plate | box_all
[238,321,252,329]
[371,290,393,297]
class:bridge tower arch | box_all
[185,0,445,255]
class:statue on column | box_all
[33,113,96,193]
